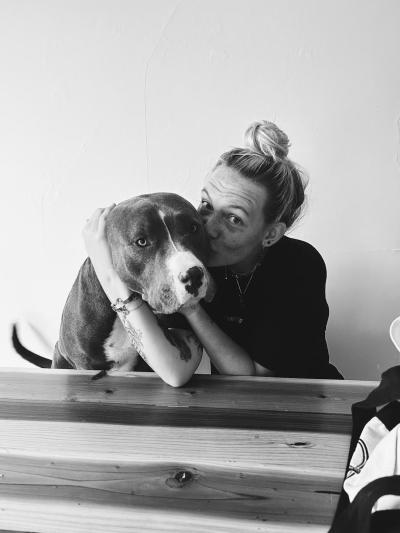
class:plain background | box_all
[1,0,400,379]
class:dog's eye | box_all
[135,238,148,247]
[190,223,198,234]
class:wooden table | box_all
[0,369,377,533]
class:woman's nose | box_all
[203,214,220,239]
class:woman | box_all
[84,120,343,386]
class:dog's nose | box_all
[179,266,204,296]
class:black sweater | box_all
[203,236,343,379]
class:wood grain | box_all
[0,400,355,432]
[0,369,376,411]
[0,369,376,532]
[0,420,350,476]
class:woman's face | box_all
[199,164,270,270]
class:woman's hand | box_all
[82,204,130,302]
[82,204,115,271]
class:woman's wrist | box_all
[179,302,202,319]
[111,292,144,315]
[101,270,131,302]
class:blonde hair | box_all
[216,120,307,229]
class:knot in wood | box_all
[287,441,313,448]
[175,470,192,483]
[165,469,194,489]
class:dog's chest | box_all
[103,317,139,371]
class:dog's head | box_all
[105,193,215,314]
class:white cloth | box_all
[344,418,400,512]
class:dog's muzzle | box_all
[143,251,211,314]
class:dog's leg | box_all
[52,342,74,368]
[58,258,117,369]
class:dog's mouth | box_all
[139,286,174,315]
[129,263,211,315]
[145,283,206,315]
[149,303,180,315]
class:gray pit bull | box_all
[12,193,214,372]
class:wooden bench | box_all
[0,369,376,532]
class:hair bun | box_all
[244,120,290,161]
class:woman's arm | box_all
[180,304,261,376]
[83,206,202,387]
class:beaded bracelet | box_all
[111,292,143,316]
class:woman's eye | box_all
[135,238,148,247]
[228,214,242,226]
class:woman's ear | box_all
[262,222,286,248]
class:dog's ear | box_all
[204,272,216,303]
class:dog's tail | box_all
[11,323,52,368]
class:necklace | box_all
[223,249,266,324]
[233,270,256,305]
[224,262,259,306]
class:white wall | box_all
[1,0,399,379]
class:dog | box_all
[12,193,214,372]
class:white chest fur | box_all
[103,317,139,371]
